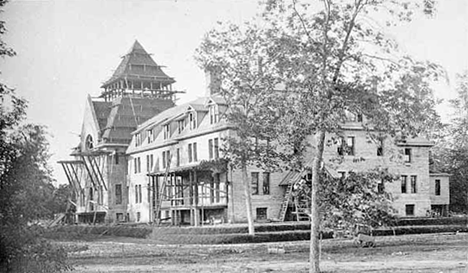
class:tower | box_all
[100,40,184,102]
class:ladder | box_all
[294,194,311,222]
[278,182,294,222]
[154,150,174,225]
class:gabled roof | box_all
[206,94,227,105]
[134,97,206,134]
[101,40,175,88]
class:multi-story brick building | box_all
[299,118,450,217]
[60,41,449,225]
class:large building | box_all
[58,41,182,223]
[59,41,449,225]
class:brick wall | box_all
[306,130,437,217]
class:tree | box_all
[0,1,71,271]
[197,1,442,272]
[432,71,468,213]
[196,28,289,234]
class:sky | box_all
[1,0,467,185]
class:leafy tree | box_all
[432,71,468,213]
[293,169,397,232]
[197,0,442,271]
[0,1,71,271]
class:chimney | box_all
[205,66,221,97]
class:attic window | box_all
[147,129,153,144]
[189,112,197,130]
[178,119,185,134]
[209,104,219,124]
[135,133,142,147]
[163,124,170,140]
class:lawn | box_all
[60,232,468,272]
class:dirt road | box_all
[63,233,468,272]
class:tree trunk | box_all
[241,162,255,235]
[310,130,326,273]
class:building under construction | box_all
[59,41,183,223]
[59,40,450,225]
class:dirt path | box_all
[64,233,468,273]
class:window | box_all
[404,148,412,163]
[377,140,384,156]
[214,138,219,159]
[209,138,220,160]
[135,185,142,203]
[208,139,213,159]
[346,136,355,156]
[209,104,219,124]
[410,175,417,193]
[134,157,141,174]
[189,112,197,130]
[146,155,150,172]
[147,129,153,144]
[251,172,259,195]
[115,184,122,204]
[163,124,171,140]
[116,213,123,222]
[188,144,193,163]
[138,185,142,204]
[263,172,270,195]
[435,179,441,196]
[178,119,185,134]
[193,143,198,162]
[136,212,141,222]
[215,173,221,203]
[256,207,267,220]
[405,204,415,216]
[176,148,180,167]
[135,133,142,147]
[135,185,138,203]
[150,154,154,172]
[162,151,170,169]
[401,175,407,193]
[337,136,355,156]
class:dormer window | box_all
[178,119,185,134]
[135,133,142,147]
[209,104,219,124]
[189,112,197,130]
[163,124,170,140]
[147,129,153,144]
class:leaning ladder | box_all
[278,182,294,222]
[154,150,174,225]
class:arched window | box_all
[85,135,94,150]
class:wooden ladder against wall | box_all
[278,182,294,222]
[154,150,174,226]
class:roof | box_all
[91,96,174,145]
[92,100,112,131]
[134,97,206,134]
[101,40,175,88]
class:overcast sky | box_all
[2,0,467,185]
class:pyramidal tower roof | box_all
[101,40,175,89]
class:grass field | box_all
[59,232,468,272]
